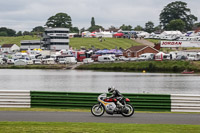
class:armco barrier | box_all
[0,90,30,108]
[171,94,200,112]
[31,91,171,111]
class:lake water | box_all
[0,69,200,94]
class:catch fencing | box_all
[0,90,30,108]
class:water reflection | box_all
[0,69,199,94]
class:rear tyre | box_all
[91,104,105,117]
[121,104,134,117]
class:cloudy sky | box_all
[0,0,199,32]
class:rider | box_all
[108,86,124,107]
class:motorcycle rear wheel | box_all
[91,104,105,117]
[121,104,134,117]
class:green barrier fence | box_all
[31,91,171,111]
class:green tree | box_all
[193,22,200,29]
[0,31,8,36]
[23,31,31,36]
[154,25,162,32]
[45,12,72,28]
[160,1,197,30]
[120,24,132,30]
[88,25,104,32]
[32,26,45,33]
[70,27,79,33]
[145,21,154,33]
[166,19,186,31]
[16,31,22,36]
[134,25,143,31]
[0,27,16,36]
[108,26,118,32]
[80,27,85,33]
[87,17,104,32]
[91,17,95,27]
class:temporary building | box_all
[161,31,182,36]
[96,32,113,38]
[82,31,91,37]
[95,49,123,55]
[137,32,150,37]
[113,33,124,37]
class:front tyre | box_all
[91,104,105,117]
[121,104,134,117]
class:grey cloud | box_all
[0,0,199,31]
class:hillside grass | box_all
[146,39,161,44]
[0,35,39,46]
[0,122,199,133]
[0,36,141,50]
[76,61,200,73]
[70,37,141,49]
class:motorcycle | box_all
[91,93,134,117]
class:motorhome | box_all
[98,55,115,62]
[42,58,55,64]
[187,53,200,61]
[138,53,155,61]
[65,57,77,64]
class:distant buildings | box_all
[20,40,42,51]
[0,44,20,53]
[20,28,69,51]
[43,28,69,50]
[123,45,159,57]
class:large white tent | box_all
[96,32,113,38]
[161,31,182,36]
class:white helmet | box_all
[108,86,115,93]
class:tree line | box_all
[0,1,200,37]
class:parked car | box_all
[91,54,101,62]
[43,58,55,64]
[118,56,130,61]
[58,58,66,64]
[129,57,138,61]
[26,60,34,65]
[7,59,15,64]
[33,59,42,64]
[0,58,4,64]
[83,58,94,64]
[175,55,188,60]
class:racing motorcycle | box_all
[91,93,134,117]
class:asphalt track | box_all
[0,111,200,125]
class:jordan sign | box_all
[161,41,200,48]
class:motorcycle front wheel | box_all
[121,104,134,117]
[91,104,105,117]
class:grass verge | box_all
[0,108,200,114]
[76,61,200,73]
[0,122,200,133]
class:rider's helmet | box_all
[108,86,115,93]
